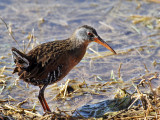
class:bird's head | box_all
[72,25,116,54]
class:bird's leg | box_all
[38,90,47,112]
[38,84,51,112]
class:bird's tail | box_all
[11,47,30,78]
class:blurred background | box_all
[0,0,160,115]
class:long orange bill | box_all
[94,36,117,54]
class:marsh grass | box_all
[0,60,159,120]
[0,2,160,119]
[1,72,159,120]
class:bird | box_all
[11,25,117,112]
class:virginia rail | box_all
[12,25,116,112]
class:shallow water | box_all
[0,0,160,115]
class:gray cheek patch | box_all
[75,28,88,42]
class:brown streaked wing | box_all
[26,40,70,81]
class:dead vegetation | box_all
[0,70,160,119]
[0,1,160,119]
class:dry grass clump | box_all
[0,72,159,120]
[105,72,160,120]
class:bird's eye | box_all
[88,32,94,37]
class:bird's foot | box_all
[43,110,53,116]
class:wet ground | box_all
[0,0,160,117]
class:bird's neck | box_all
[67,38,89,63]
[69,36,89,49]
